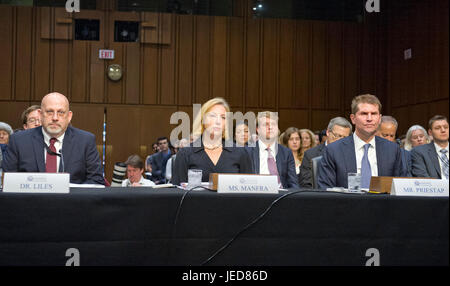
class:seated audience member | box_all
[150,136,172,184]
[152,142,159,154]
[319,129,327,145]
[246,112,299,189]
[299,129,317,165]
[165,138,189,183]
[375,115,412,176]
[172,98,253,185]
[122,155,156,187]
[3,92,104,185]
[235,121,249,146]
[0,122,13,145]
[281,127,302,174]
[21,105,41,130]
[411,115,449,179]
[404,125,430,151]
[313,131,320,146]
[299,117,352,188]
[318,94,407,189]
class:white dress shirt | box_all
[122,176,156,187]
[434,142,449,177]
[258,140,278,175]
[353,133,378,176]
[42,129,65,172]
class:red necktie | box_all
[46,138,57,173]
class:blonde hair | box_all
[192,97,231,140]
[299,128,317,163]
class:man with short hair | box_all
[299,117,352,188]
[411,115,449,179]
[122,154,155,187]
[3,92,104,185]
[150,136,172,184]
[21,105,41,130]
[318,94,407,189]
[375,115,412,176]
[246,111,299,189]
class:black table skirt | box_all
[0,188,448,266]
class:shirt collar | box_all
[42,128,65,145]
[353,133,376,151]
[259,140,278,155]
[434,142,449,154]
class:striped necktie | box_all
[440,149,449,180]
[361,144,372,188]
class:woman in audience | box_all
[404,125,430,151]
[172,97,253,185]
[299,128,317,165]
[235,121,249,146]
[0,122,13,145]
[282,127,302,174]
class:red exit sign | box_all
[99,49,115,59]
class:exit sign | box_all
[99,49,115,59]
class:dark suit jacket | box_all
[401,149,412,177]
[246,141,299,189]
[411,142,443,179]
[317,135,406,189]
[3,126,104,185]
[150,150,172,183]
[298,143,326,188]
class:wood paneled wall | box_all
[2,2,447,180]
[386,0,449,135]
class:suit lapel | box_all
[275,143,283,175]
[61,127,75,172]
[342,136,357,173]
[427,143,441,177]
[254,141,260,173]
[32,127,46,172]
[375,137,384,175]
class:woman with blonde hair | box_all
[172,97,253,185]
[298,129,317,164]
[282,127,302,174]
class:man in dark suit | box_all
[3,92,104,185]
[246,111,299,189]
[318,94,407,189]
[375,115,412,176]
[411,115,449,179]
[150,136,172,184]
[298,117,352,188]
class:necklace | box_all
[203,143,222,150]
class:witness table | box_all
[0,188,447,266]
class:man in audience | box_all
[411,115,449,179]
[299,117,352,188]
[21,105,41,130]
[375,115,412,176]
[150,136,172,184]
[246,111,299,189]
[3,92,104,185]
[318,94,406,189]
[122,154,155,187]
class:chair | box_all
[311,156,323,189]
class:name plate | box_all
[2,172,70,193]
[216,174,279,194]
[391,178,449,197]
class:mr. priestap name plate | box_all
[2,172,70,193]
[391,178,449,197]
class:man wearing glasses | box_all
[3,92,104,185]
[21,105,41,130]
[298,117,353,188]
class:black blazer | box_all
[171,140,253,185]
[3,126,104,185]
[245,141,299,189]
[298,143,326,188]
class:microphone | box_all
[45,145,65,173]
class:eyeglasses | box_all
[43,110,67,118]
[27,117,41,124]
[329,130,347,139]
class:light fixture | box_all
[107,64,123,81]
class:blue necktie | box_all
[440,149,449,180]
[361,144,372,188]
